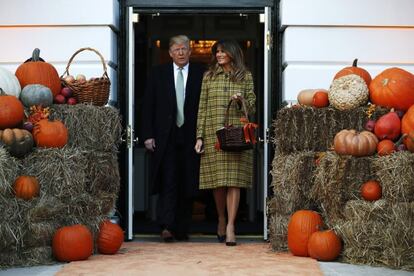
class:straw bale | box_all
[21,148,88,199]
[0,147,20,197]
[268,198,289,251]
[270,151,318,216]
[84,151,120,194]
[334,201,414,270]
[311,151,375,223]
[48,104,122,152]
[372,151,414,202]
[0,246,53,268]
[272,105,388,155]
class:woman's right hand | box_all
[194,138,204,154]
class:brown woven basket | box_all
[60,47,110,106]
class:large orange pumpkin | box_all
[98,220,124,254]
[369,67,414,111]
[52,224,93,262]
[15,48,61,96]
[287,210,323,257]
[308,230,342,261]
[334,58,372,86]
[333,129,378,157]
[33,119,68,148]
[13,175,39,200]
[361,180,382,201]
[0,88,25,129]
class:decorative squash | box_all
[13,175,39,200]
[98,220,124,254]
[20,84,53,108]
[361,180,382,201]
[376,139,396,156]
[33,119,68,148]
[374,110,401,141]
[0,67,21,98]
[312,90,329,108]
[369,67,414,111]
[52,224,93,262]
[287,210,323,257]
[334,58,372,86]
[334,129,378,157]
[329,74,369,110]
[307,230,342,261]
[402,104,414,136]
[15,48,61,96]
[0,88,25,129]
[0,128,34,157]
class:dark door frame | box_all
[117,0,281,240]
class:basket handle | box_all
[223,97,250,127]
[61,47,109,79]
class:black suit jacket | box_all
[140,62,205,196]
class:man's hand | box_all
[144,138,156,152]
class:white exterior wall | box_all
[0,0,119,103]
[280,0,414,103]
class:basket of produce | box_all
[60,47,110,106]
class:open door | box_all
[262,6,272,240]
[125,6,136,240]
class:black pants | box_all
[157,127,193,235]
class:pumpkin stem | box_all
[32,48,41,62]
[396,133,407,146]
[352,58,358,67]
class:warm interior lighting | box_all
[156,40,161,48]
[190,40,216,55]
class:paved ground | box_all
[1,236,413,276]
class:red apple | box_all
[67,97,77,105]
[54,94,66,104]
[61,87,73,98]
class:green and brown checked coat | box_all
[196,68,256,189]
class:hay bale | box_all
[267,197,289,251]
[48,104,122,151]
[311,151,375,223]
[372,151,414,202]
[0,246,54,268]
[270,151,318,216]
[334,201,414,271]
[0,147,20,197]
[272,106,388,155]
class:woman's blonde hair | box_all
[204,40,248,82]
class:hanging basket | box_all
[60,47,110,106]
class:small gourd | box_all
[329,74,369,110]
[0,128,34,157]
[13,175,39,200]
[334,129,378,157]
[20,84,53,107]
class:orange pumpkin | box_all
[361,180,382,201]
[287,210,323,257]
[308,230,342,261]
[98,220,124,254]
[333,129,378,157]
[52,224,93,262]
[13,175,39,200]
[401,105,414,150]
[0,88,25,129]
[334,58,372,86]
[403,131,414,152]
[15,48,61,96]
[312,90,329,108]
[33,119,68,148]
[369,67,414,111]
[376,139,396,156]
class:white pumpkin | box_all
[0,67,21,98]
[328,74,369,110]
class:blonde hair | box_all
[204,40,248,82]
[169,35,190,49]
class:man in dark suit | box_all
[140,35,205,242]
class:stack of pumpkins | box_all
[0,48,123,263]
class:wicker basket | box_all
[60,47,110,106]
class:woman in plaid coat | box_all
[195,40,256,246]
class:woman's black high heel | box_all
[217,234,226,243]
